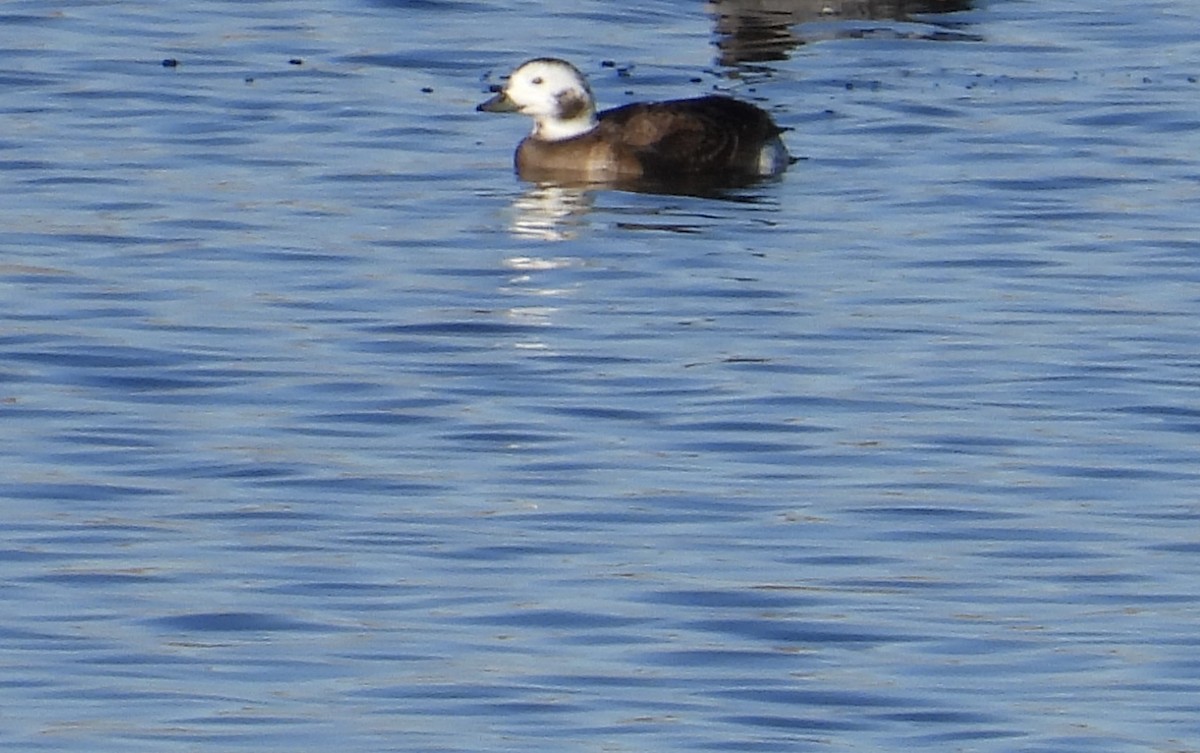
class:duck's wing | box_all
[599,97,782,175]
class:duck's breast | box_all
[515,132,643,180]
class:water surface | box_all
[3,1,1200,752]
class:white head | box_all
[477,58,599,142]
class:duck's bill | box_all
[477,91,520,113]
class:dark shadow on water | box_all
[518,168,787,200]
[710,0,980,64]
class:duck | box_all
[477,58,790,185]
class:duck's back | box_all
[514,95,788,182]
[599,96,786,177]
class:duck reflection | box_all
[508,175,780,241]
[709,0,976,64]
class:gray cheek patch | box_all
[555,91,589,120]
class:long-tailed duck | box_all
[477,58,790,185]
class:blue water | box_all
[3,1,1200,751]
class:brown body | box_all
[513,96,785,182]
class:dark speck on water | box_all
[5,1,1200,752]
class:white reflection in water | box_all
[506,306,556,353]
[502,255,583,302]
[503,256,581,272]
[499,259,580,352]
[509,184,594,241]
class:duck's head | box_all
[477,58,599,142]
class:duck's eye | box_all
[531,77,543,85]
